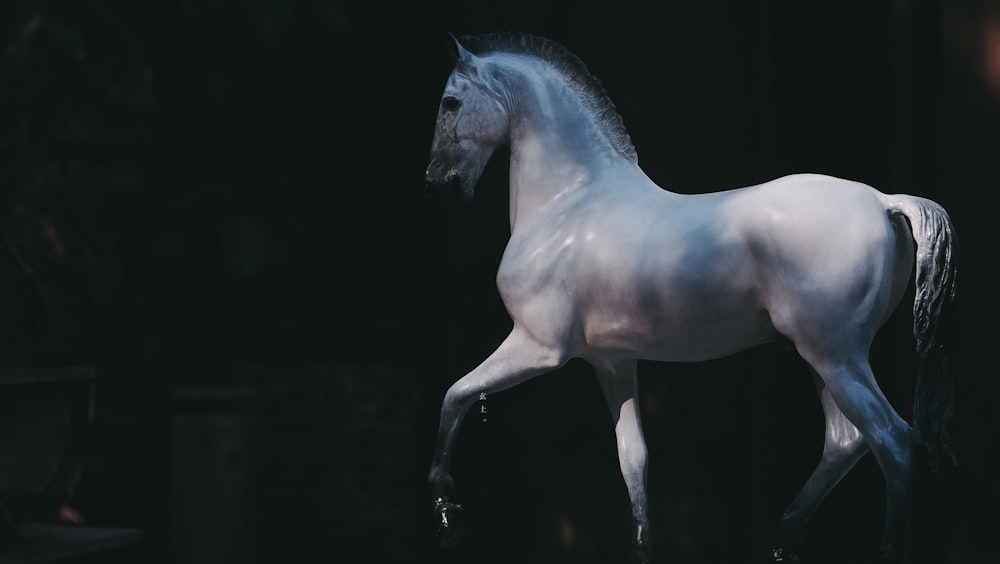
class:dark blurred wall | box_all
[0,1,996,564]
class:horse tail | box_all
[885,195,959,473]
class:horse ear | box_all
[445,32,475,70]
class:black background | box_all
[0,1,997,563]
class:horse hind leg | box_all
[594,359,651,564]
[799,353,914,562]
[774,370,870,562]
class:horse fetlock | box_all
[776,510,808,546]
[428,467,455,498]
[628,538,651,564]
[633,522,650,547]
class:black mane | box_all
[458,32,638,164]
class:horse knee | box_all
[443,377,496,413]
[443,380,475,406]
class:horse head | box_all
[424,34,510,201]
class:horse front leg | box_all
[429,327,566,548]
[594,360,651,564]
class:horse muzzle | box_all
[424,164,466,202]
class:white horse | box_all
[423,32,957,563]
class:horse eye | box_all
[441,96,462,111]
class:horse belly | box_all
[579,275,777,363]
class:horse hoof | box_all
[771,547,800,562]
[880,551,901,563]
[433,497,465,548]
[627,546,651,564]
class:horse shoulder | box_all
[494,219,586,347]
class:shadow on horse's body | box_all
[423,32,958,563]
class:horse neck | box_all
[505,70,634,230]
